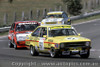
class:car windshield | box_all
[47,14,62,18]
[15,24,38,31]
[49,29,77,37]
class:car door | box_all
[31,27,41,49]
[9,23,15,41]
[37,27,48,52]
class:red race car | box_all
[8,21,40,49]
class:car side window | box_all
[10,23,15,31]
[32,28,40,36]
[40,27,47,37]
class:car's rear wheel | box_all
[30,46,39,56]
[50,47,59,58]
[80,50,90,58]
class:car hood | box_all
[51,36,91,43]
[16,32,32,39]
[42,18,63,22]
[16,31,32,37]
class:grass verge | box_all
[0,32,8,36]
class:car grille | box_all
[63,42,86,47]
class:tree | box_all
[62,0,83,15]
[8,0,13,3]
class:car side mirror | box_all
[78,33,81,36]
[43,35,47,38]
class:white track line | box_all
[90,49,100,52]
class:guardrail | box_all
[0,10,100,33]
[0,27,10,33]
[70,11,100,20]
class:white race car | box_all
[41,11,71,26]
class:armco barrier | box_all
[70,11,100,20]
[0,10,100,33]
[0,27,10,33]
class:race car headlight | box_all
[85,42,90,46]
[26,36,29,39]
[60,43,64,48]
[55,43,59,48]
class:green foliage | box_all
[62,0,83,15]
[8,0,13,3]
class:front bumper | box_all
[59,46,91,55]
[16,41,29,48]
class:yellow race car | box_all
[25,25,91,58]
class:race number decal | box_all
[65,37,78,40]
[39,38,44,50]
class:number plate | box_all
[71,50,79,53]
[70,47,82,51]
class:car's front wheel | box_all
[30,46,39,56]
[80,50,90,58]
[8,40,14,48]
[13,42,18,49]
[50,47,59,58]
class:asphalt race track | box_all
[0,20,100,67]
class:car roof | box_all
[14,21,38,24]
[47,11,64,15]
[38,24,72,28]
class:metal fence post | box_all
[43,8,46,19]
[82,1,86,14]
[4,13,8,26]
[49,8,52,12]
[99,0,100,5]
[13,12,16,22]
[37,9,40,19]
[22,11,25,21]
[59,6,62,11]
[55,6,57,11]
[29,10,33,20]
[91,0,94,9]
[88,0,91,12]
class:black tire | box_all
[50,47,59,58]
[13,42,18,49]
[8,40,14,48]
[60,54,70,58]
[30,46,39,56]
[80,50,90,58]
